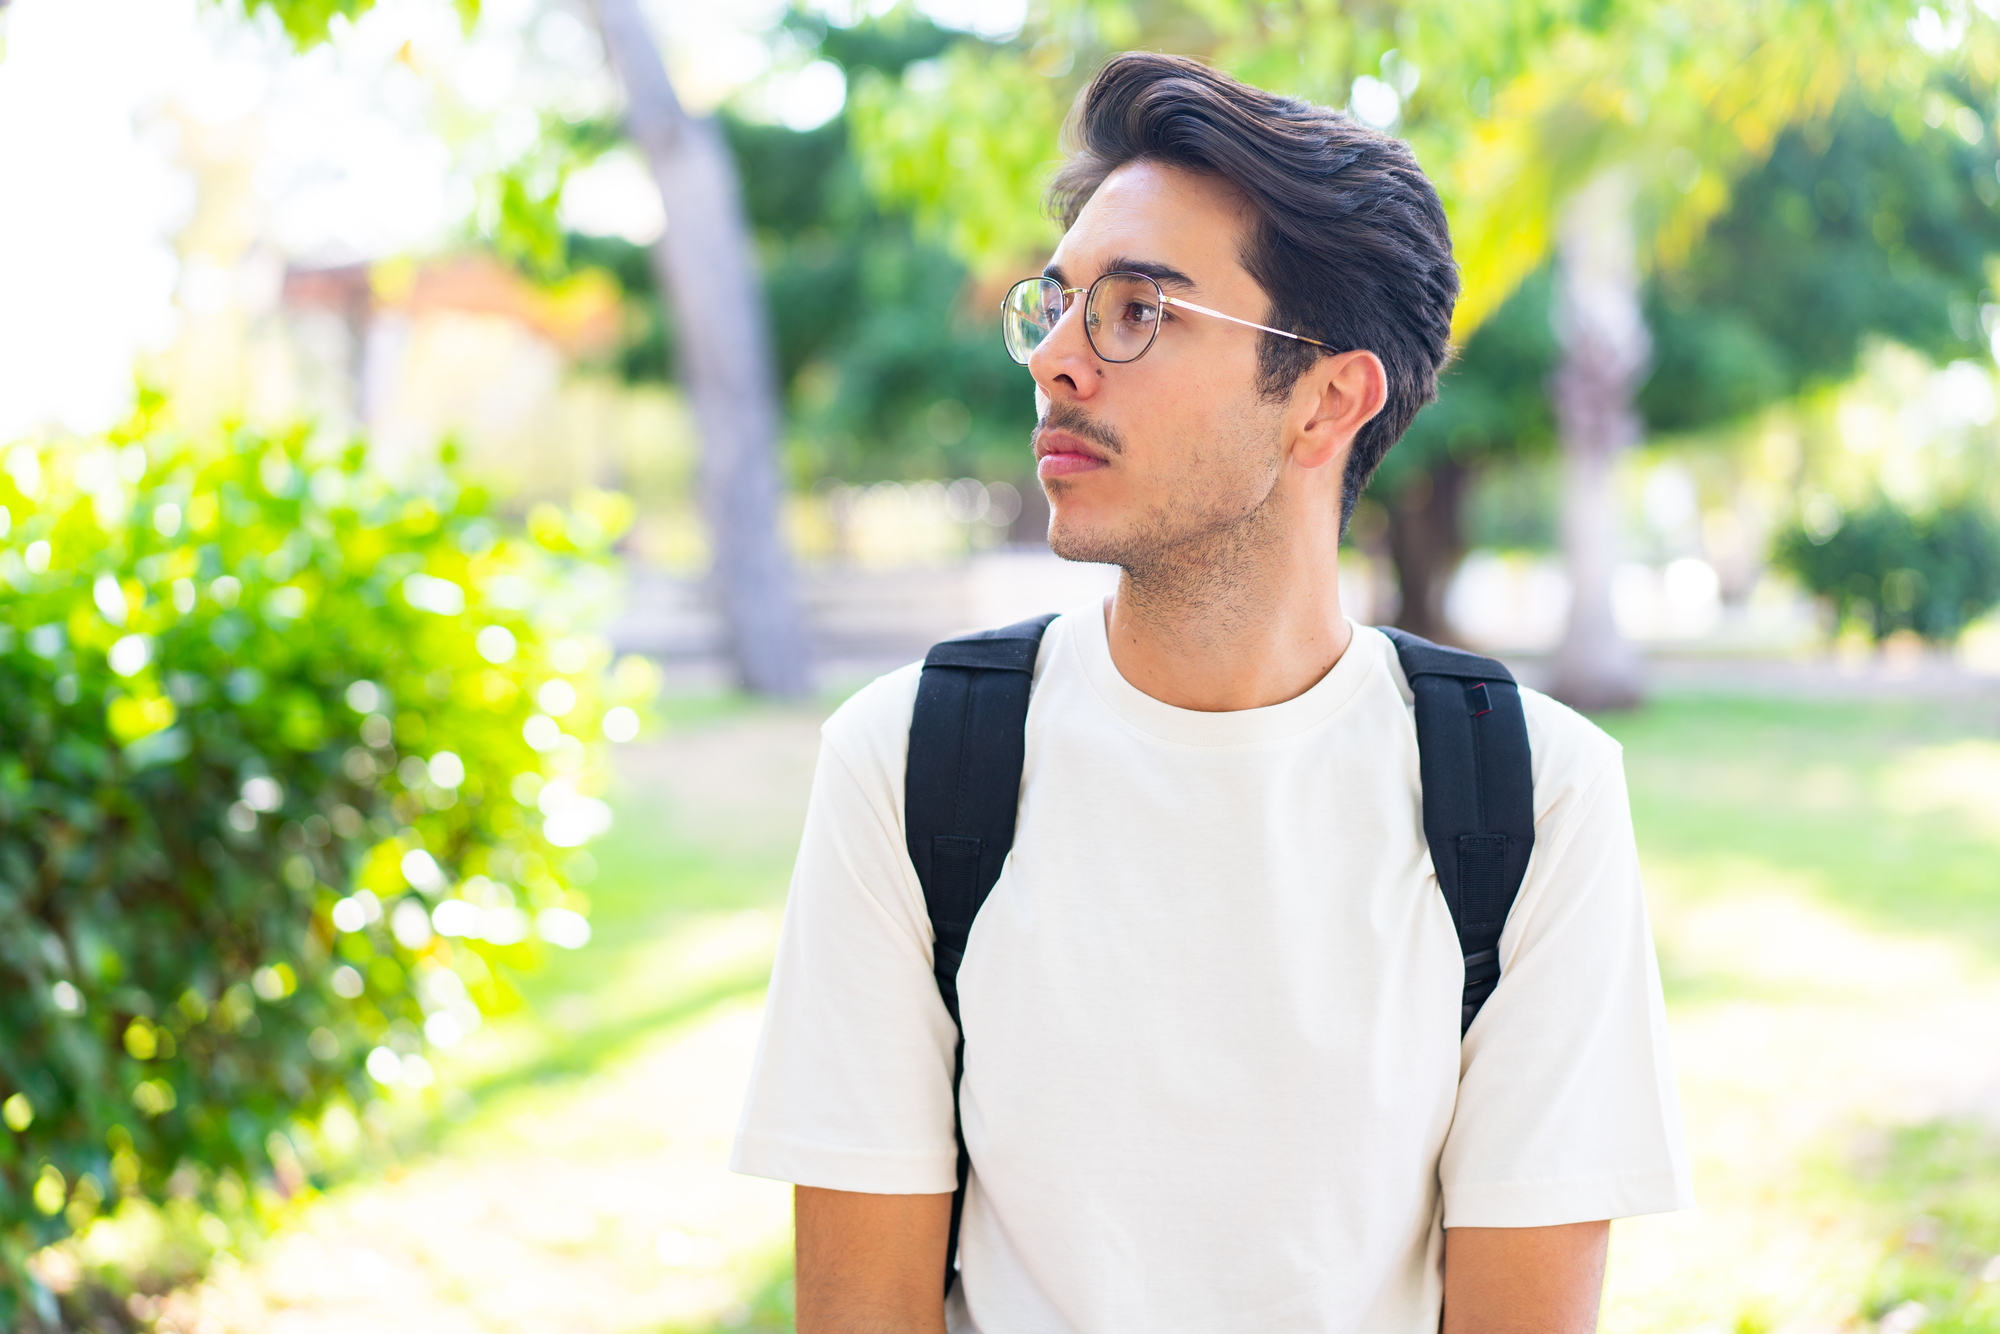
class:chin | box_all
[1046,509,1128,568]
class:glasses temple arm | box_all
[1163,296,1334,350]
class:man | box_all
[733,52,1691,1333]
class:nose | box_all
[1028,289,1104,403]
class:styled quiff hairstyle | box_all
[1048,53,1458,526]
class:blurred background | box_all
[3,0,2000,1329]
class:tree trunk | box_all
[1548,171,1648,710]
[1386,459,1470,645]
[588,0,812,696]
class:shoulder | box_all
[1360,625,1621,827]
[818,608,1078,782]
[820,659,925,791]
[1517,685,1624,828]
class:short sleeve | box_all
[729,666,962,1195]
[1439,702,1695,1228]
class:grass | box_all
[1603,695,2000,962]
[1841,1120,2000,1331]
[1597,691,2000,1332]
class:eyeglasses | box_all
[1001,270,1338,366]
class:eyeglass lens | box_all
[1002,278,1064,364]
[1084,274,1164,363]
[1002,273,1165,365]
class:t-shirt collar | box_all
[1066,597,1379,747]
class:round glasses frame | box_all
[1001,271,1338,366]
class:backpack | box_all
[904,614,1536,1294]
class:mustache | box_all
[1033,402,1125,456]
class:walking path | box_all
[156,992,789,1334]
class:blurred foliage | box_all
[844,0,1978,335]
[481,116,626,284]
[240,0,478,47]
[1461,456,1562,553]
[733,107,1035,484]
[486,168,571,282]
[1643,95,2000,433]
[1773,496,2000,642]
[1384,97,2000,500]
[566,232,675,390]
[0,399,643,1321]
[559,12,1037,483]
[847,38,1069,267]
[1377,271,1559,494]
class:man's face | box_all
[1029,160,1294,571]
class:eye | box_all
[1120,301,1158,326]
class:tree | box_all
[561,12,1040,489]
[1774,498,2000,643]
[1455,2,1934,704]
[1643,95,2000,429]
[1384,93,2000,662]
[247,0,812,696]
[1370,275,1557,642]
[1548,171,1650,706]
[582,0,810,696]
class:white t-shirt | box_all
[733,606,1692,1333]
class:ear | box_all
[1287,350,1388,472]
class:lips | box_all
[1034,428,1108,479]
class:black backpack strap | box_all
[1380,627,1536,1035]
[906,612,1056,1295]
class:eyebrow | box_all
[1041,257,1199,293]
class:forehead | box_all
[1051,160,1258,291]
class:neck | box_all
[1103,488,1351,712]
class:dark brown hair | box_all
[1049,53,1458,527]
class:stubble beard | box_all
[1043,408,1289,628]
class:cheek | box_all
[1144,382,1271,476]
[1184,406,1288,507]
[1158,347,1262,436]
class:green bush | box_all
[1773,496,2000,643]
[0,401,644,1318]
